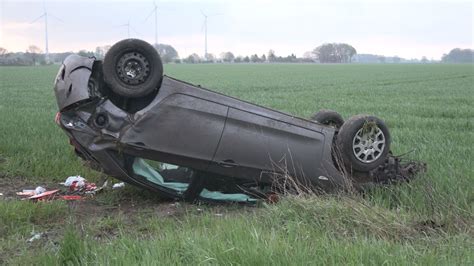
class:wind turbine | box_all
[201,11,221,60]
[145,1,158,46]
[116,20,139,38]
[118,20,131,38]
[30,1,62,63]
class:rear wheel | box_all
[103,39,163,98]
[335,115,391,172]
[310,109,344,129]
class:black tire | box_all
[103,39,163,98]
[310,109,344,129]
[335,115,391,172]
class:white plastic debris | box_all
[61,175,86,188]
[27,232,43,243]
[112,182,125,189]
[35,186,46,195]
[17,186,47,196]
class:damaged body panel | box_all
[54,39,424,202]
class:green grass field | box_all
[0,63,473,264]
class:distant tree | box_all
[0,47,7,56]
[94,45,111,59]
[441,48,474,63]
[378,56,386,63]
[421,56,429,63]
[95,46,104,59]
[313,43,357,63]
[220,52,235,63]
[393,56,401,63]
[77,50,94,57]
[26,45,43,65]
[205,53,216,62]
[303,51,315,60]
[243,56,250,63]
[27,45,42,54]
[313,43,334,63]
[301,51,315,62]
[234,56,243,63]
[282,53,297,63]
[184,53,201,64]
[267,50,276,62]
[339,43,357,62]
[261,54,266,62]
[51,52,74,64]
[250,54,260,63]
[153,44,179,63]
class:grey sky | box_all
[0,0,472,59]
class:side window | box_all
[132,158,192,193]
[132,157,255,203]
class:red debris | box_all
[28,189,60,201]
[60,195,84,200]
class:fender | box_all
[54,54,95,111]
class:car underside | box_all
[53,39,425,203]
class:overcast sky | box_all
[0,0,472,59]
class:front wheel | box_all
[335,115,391,172]
[103,39,163,98]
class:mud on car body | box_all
[54,39,424,203]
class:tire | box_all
[310,109,344,129]
[103,39,163,98]
[335,115,391,172]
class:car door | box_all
[209,108,326,182]
[121,93,228,171]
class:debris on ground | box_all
[16,186,46,196]
[61,175,106,195]
[93,179,108,194]
[27,232,43,243]
[15,176,109,202]
[112,182,125,189]
[62,175,86,190]
[59,195,84,200]
[28,189,60,201]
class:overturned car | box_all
[54,39,423,203]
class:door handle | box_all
[218,159,239,168]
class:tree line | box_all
[0,43,472,66]
[441,48,474,63]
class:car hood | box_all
[54,54,95,111]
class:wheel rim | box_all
[116,52,150,85]
[352,123,386,164]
